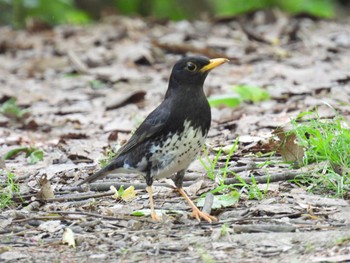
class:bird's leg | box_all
[145,172,161,221]
[146,186,161,221]
[175,170,217,223]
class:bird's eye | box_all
[186,62,197,72]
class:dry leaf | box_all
[105,89,146,110]
[37,174,55,200]
[184,180,203,196]
[62,227,76,248]
[121,186,136,202]
[38,220,63,233]
[110,185,118,197]
[274,127,304,167]
[110,185,136,202]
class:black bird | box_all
[78,56,229,222]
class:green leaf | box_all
[117,185,125,196]
[26,0,90,26]
[197,191,240,209]
[131,209,184,217]
[208,85,270,108]
[212,0,334,18]
[3,147,43,164]
[131,211,145,217]
[120,186,136,201]
[208,95,241,108]
[0,98,29,119]
[99,147,119,168]
[232,85,270,103]
[213,0,267,17]
[3,147,29,160]
[89,79,105,89]
[28,150,44,164]
[278,0,334,18]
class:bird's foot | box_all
[191,207,217,223]
[151,211,162,221]
[177,187,217,223]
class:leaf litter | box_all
[1,12,350,263]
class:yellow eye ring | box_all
[186,62,197,72]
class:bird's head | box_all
[169,56,229,88]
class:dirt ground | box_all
[1,12,350,262]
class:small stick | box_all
[232,224,296,233]
[224,171,303,185]
[64,181,193,192]
[52,210,151,222]
[39,191,114,202]
[67,50,89,74]
[239,22,271,44]
[201,192,214,215]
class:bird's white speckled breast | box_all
[149,120,206,179]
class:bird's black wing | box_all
[114,103,170,157]
[77,102,170,186]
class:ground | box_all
[1,12,350,262]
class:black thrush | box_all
[78,56,229,222]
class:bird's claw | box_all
[191,208,217,223]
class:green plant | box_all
[99,146,120,168]
[199,146,222,181]
[233,85,270,103]
[335,236,350,245]
[0,0,335,28]
[0,171,20,209]
[3,146,44,164]
[234,173,269,200]
[115,0,335,20]
[198,139,270,204]
[197,247,216,263]
[111,185,136,201]
[220,223,230,236]
[0,98,29,119]
[1,0,90,28]
[200,141,239,184]
[208,85,270,108]
[89,79,105,89]
[198,140,260,207]
[255,152,282,168]
[284,110,350,197]
[213,0,334,18]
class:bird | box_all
[78,56,229,222]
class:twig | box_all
[0,226,28,235]
[239,22,271,44]
[11,211,148,224]
[12,216,76,223]
[224,171,302,185]
[67,50,89,74]
[182,164,257,181]
[52,210,151,222]
[13,181,195,202]
[231,224,296,233]
[0,241,41,246]
[229,163,257,173]
[63,181,193,193]
[201,192,214,215]
[13,173,31,183]
[39,191,114,203]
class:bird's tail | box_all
[77,158,124,186]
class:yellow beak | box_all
[200,58,229,73]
